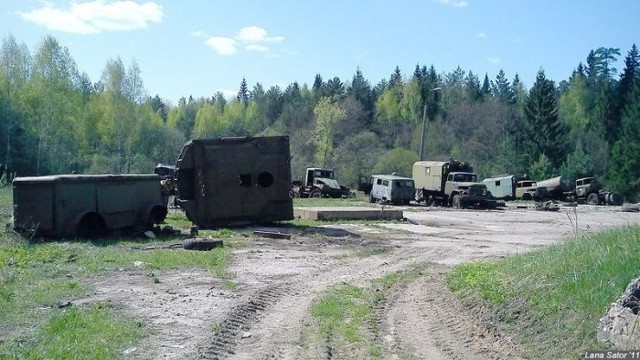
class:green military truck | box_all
[571,177,623,205]
[12,174,167,238]
[413,158,499,209]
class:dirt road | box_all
[79,204,640,359]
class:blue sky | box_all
[2,0,638,105]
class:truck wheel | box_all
[587,192,600,205]
[76,213,107,239]
[310,189,322,198]
[369,192,376,203]
[452,194,462,209]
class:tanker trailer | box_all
[533,176,573,200]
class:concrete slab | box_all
[293,206,403,221]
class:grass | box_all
[3,302,143,359]
[309,264,428,358]
[0,186,234,359]
[293,193,372,208]
[447,225,640,359]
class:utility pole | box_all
[419,102,427,161]
[419,87,440,161]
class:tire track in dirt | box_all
[197,282,297,359]
[383,265,522,360]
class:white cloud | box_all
[246,44,268,52]
[487,56,501,64]
[205,25,286,56]
[437,0,469,8]
[191,30,206,38]
[18,1,163,34]
[205,37,237,55]
[477,31,487,39]
[235,26,284,43]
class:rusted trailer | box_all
[174,136,294,228]
[12,174,167,238]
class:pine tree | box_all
[312,73,324,99]
[609,44,640,143]
[523,70,566,168]
[491,69,515,104]
[237,77,250,104]
[389,66,403,89]
[608,80,640,198]
[480,73,491,100]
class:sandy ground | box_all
[76,203,640,359]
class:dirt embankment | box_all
[78,205,639,359]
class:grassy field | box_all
[0,186,233,358]
[448,225,640,359]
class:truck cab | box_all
[515,180,538,200]
[291,167,352,198]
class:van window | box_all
[402,180,414,188]
[495,180,501,186]
[377,178,382,185]
[382,180,389,186]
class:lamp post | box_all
[419,87,440,161]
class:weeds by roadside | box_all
[447,225,640,359]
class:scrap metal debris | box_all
[535,200,560,212]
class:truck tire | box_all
[587,192,600,205]
[452,194,462,209]
[183,238,223,251]
[369,192,376,203]
[310,189,322,198]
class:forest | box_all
[0,34,639,200]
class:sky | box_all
[1,0,639,105]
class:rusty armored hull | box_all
[12,174,167,238]
[175,136,294,228]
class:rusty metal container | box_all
[175,136,293,228]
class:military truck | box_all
[290,167,352,198]
[12,174,167,238]
[174,136,293,228]
[413,158,499,209]
[570,177,623,205]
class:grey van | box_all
[365,174,415,205]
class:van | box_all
[365,174,415,205]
